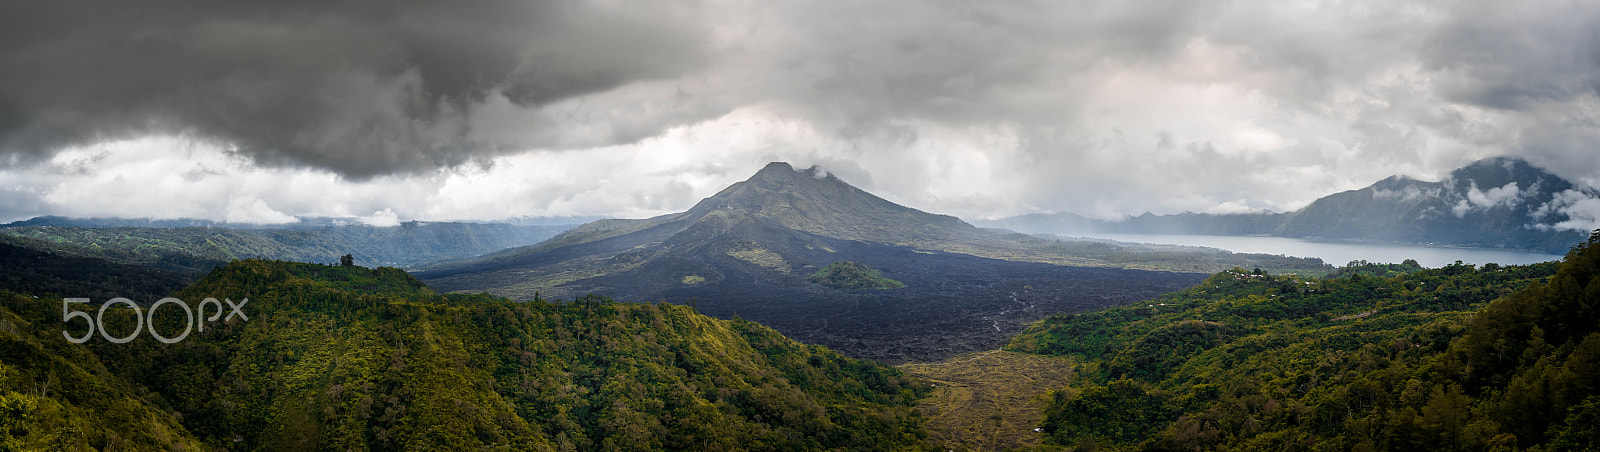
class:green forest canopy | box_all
[1007,233,1600,451]
[0,260,931,450]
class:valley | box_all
[649,246,1204,363]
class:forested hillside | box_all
[0,238,194,303]
[1,291,207,450]
[1008,232,1600,450]
[0,260,931,450]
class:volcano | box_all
[420,162,1202,361]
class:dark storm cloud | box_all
[738,0,1221,129]
[1415,0,1600,185]
[1424,0,1600,111]
[0,0,708,178]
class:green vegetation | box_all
[1326,258,1428,278]
[1005,234,1600,450]
[726,242,790,274]
[0,238,196,303]
[681,275,706,285]
[0,291,207,450]
[899,350,1074,451]
[808,261,905,290]
[0,259,931,450]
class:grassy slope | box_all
[899,350,1074,451]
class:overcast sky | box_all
[1,0,1598,225]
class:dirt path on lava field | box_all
[899,350,1075,451]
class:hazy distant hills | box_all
[980,157,1595,253]
[420,162,1314,361]
[0,220,577,272]
[2,215,605,229]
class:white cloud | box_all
[1469,182,1523,208]
[1531,189,1600,232]
[224,197,299,225]
[359,208,401,227]
[1373,185,1434,202]
[1552,197,1600,233]
[1452,182,1523,218]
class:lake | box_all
[1063,233,1565,268]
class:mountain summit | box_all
[680,162,972,244]
[421,162,1000,295]
[427,162,1007,279]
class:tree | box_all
[340,254,354,267]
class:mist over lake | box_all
[1064,233,1565,269]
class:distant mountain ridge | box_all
[0,220,578,271]
[2,215,604,229]
[980,157,1595,253]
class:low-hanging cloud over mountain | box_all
[0,0,1597,223]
